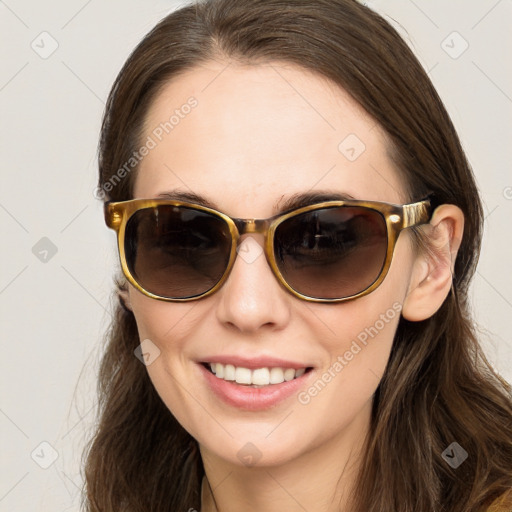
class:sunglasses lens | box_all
[274,206,388,299]
[124,206,232,298]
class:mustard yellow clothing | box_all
[487,488,512,512]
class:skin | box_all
[122,60,464,511]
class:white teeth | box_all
[269,367,285,384]
[208,363,308,386]
[284,368,295,381]
[235,367,252,384]
[252,368,270,385]
[295,368,305,378]
[224,364,236,381]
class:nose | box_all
[215,235,291,333]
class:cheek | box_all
[297,241,413,424]
[128,284,198,342]
[298,296,402,421]
[127,288,209,432]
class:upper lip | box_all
[199,355,313,370]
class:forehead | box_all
[134,61,406,216]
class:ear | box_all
[116,275,133,312]
[402,204,464,322]
[119,287,133,311]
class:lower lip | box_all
[198,364,313,411]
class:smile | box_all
[198,360,315,410]
[204,362,310,387]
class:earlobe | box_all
[402,204,464,322]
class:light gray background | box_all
[0,1,511,510]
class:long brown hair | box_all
[82,1,512,510]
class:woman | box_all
[83,0,512,510]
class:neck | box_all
[200,401,371,512]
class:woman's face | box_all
[127,61,418,469]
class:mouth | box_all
[201,362,314,388]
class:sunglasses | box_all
[104,195,434,303]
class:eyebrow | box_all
[156,189,356,215]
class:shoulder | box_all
[486,488,512,512]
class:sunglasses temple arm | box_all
[402,197,434,228]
